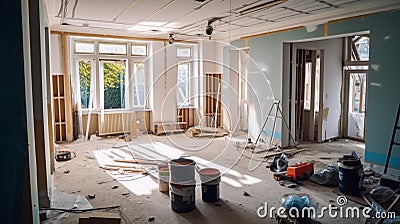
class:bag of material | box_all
[309,164,339,186]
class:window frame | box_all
[72,37,150,111]
[131,44,148,57]
[176,46,192,58]
[98,42,127,55]
[131,60,147,108]
[177,61,191,107]
[74,41,95,54]
[99,59,128,111]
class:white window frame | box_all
[131,60,146,108]
[71,36,150,111]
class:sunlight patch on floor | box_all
[93,142,262,194]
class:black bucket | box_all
[338,163,363,196]
[198,168,221,203]
[201,184,219,203]
[170,183,195,213]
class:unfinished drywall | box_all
[230,10,400,169]
[50,34,63,74]
[291,38,343,141]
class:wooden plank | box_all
[62,34,74,141]
[261,148,308,158]
[113,158,158,165]
[130,120,137,138]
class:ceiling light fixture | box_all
[168,34,175,44]
[239,0,287,15]
[206,20,214,36]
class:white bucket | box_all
[169,158,196,185]
[158,163,169,192]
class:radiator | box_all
[98,111,136,136]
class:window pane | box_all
[79,60,92,108]
[354,36,369,61]
[103,61,126,109]
[99,43,127,54]
[177,47,191,58]
[75,42,94,53]
[132,62,145,106]
[177,63,190,105]
[132,45,147,56]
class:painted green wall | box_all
[229,9,400,169]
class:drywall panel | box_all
[229,49,240,133]
[50,34,63,74]
[293,38,343,141]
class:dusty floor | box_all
[43,133,372,224]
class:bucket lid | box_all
[199,168,220,176]
[169,158,196,165]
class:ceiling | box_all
[44,0,400,41]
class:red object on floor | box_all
[287,162,314,182]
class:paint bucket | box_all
[338,155,363,196]
[199,168,221,203]
[157,162,169,192]
[170,183,196,213]
[169,158,196,185]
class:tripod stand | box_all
[255,100,296,147]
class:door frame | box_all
[342,70,368,141]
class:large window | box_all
[132,62,145,107]
[177,63,190,106]
[74,39,149,111]
[101,61,126,109]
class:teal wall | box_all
[229,9,400,169]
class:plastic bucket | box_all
[158,163,169,192]
[338,162,363,196]
[199,168,221,203]
[170,183,195,213]
[169,158,196,185]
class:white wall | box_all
[50,34,63,74]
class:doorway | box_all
[205,73,222,128]
[343,71,367,140]
[295,49,323,142]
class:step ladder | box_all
[384,102,400,174]
[255,100,296,147]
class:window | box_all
[75,42,94,54]
[78,59,92,109]
[99,43,127,55]
[132,62,145,107]
[73,38,150,111]
[101,61,126,109]
[177,47,191,58]
[353,36,369,61]
[132,45,147,56]
[177,63,190,106]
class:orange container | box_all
[287,162,314,182]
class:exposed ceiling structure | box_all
[44,0,400,41]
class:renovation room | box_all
[2,0,400,223]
